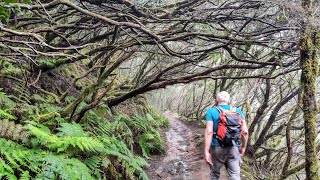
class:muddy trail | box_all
[146,112,228,180]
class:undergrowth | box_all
[0,85,169,179]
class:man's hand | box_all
[204,121,213,166]
[239,120,248,157]
[205,151,213,166]
[239,147,246,156]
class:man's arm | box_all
[239,120,249,156]
[205,121,213,165]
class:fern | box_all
[139,130,164,158]
[3,151,22,171]
[65,96,77,104]
[0,138,42,173]
[88,110,134,148]
[147,108,170,128]
[84,156,101,170]
[99,136,149,180]
[30,103,64,125]
[0,83,162,180]
[56,122,88,137]
[0,138,94,180]
[84,156,102,179]
[12,85,31,105]
[26,122,149,179]
[0,89,16,109]
[0,60,21,76]
[0,158,16,180]
[0,109,15,119]
[31,94,46,103]
[41,155,94,180]
[19,171,30,180]
[27,124,104,153]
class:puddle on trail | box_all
[146,112,211,180]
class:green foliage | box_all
[209,52,225,62]
[0,157,16,180]
[0,6,10,23]
[0,0,30,23]
[0,138,94,180]
[41,155,94,180]
[0,0,31,25]
[0,119,151,180]
[0,109,15,119]
[109,111,167,158]
[0,89,15,107]
[139,129,164,158]
[245,39,253,51]
[0,70,165,179]
[83,156,102,179]
[0,89,16,120]
[86,106,167,165]
[37,59,56,67]
[277,12,287,23]
[11,84,31,105]
[27,123,104,153]
[148,108,170,128]
[56,122,88,137]
[19,171,30,180]
[0,60,21,76]
[99,136,149,180]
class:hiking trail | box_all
[146,111,228,180]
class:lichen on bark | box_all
[299,27,320,180]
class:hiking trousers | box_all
[210,146,240,180]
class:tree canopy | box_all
[0,0,319,179]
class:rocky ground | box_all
[145,112,228,180]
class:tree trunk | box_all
[300,1,320,179]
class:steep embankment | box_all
[146,112,229,180]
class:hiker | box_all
[204,91,248,180]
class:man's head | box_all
[216,91,230,105]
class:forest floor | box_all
[145,111,228,180]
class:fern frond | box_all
[84,156,102,179]
[116,114,146,132]
[12,86,31,104]
[139,130,164,158]
[0,158,15,174]
[148,108,170,128]
[89,111,134,148]
[42,155,94,180]
[19,171,30,180]
[84,156,101,171]
[56,122,88,137]
[0,109,15,119]
[99,136,149,180]
[0,89,16,109]
[3,151,23,171]
[0,138,42,173]
[0,138,95,179]
[27,124,104,153]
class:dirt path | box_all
[146,112,228,180]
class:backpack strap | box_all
[215,106,224,113]
[212,106,225,139]
[215,106,235,112]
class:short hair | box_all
[216,91,230,103]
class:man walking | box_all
[204,91,248,180]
